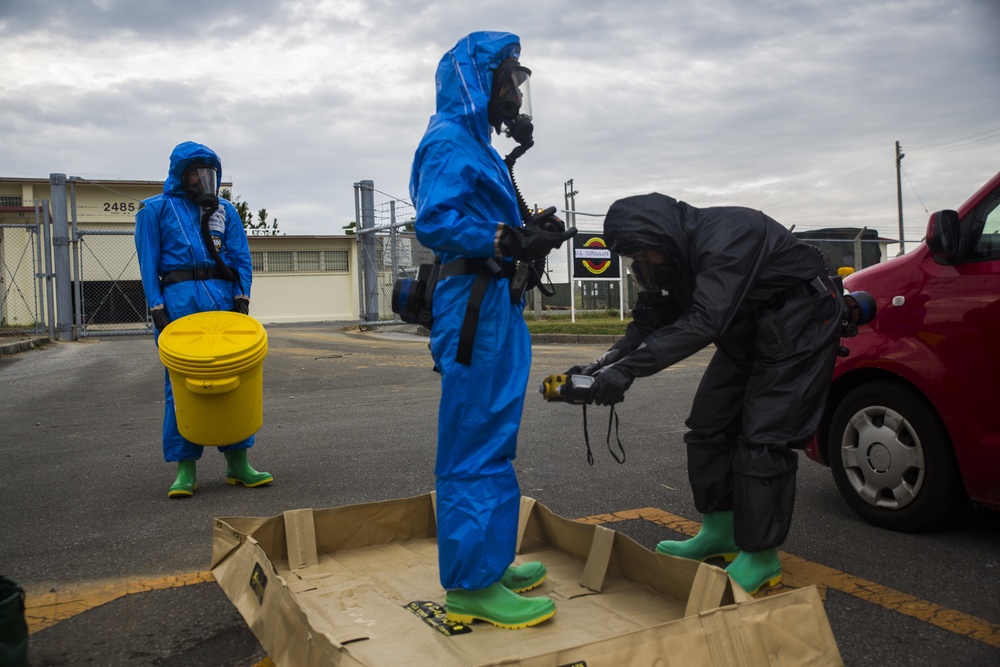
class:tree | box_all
[220,188,280,236]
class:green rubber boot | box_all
[168,460,197,498]
[655,511,738,561]
[223,449,273,488]
[445,582,556,629]
[501,561,547,593]
[726,549,782,594]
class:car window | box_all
[970,192,1000,261]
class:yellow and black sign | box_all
[404,600,473,636]
[572,234,619,280]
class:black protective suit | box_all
[597,193,843,551]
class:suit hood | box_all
[164,141,223,198]
[432,31,521,144]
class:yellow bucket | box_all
[157,311,268,446]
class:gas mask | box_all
[489,58,533,146]
[182,164,219,209]
[625,251,676,293]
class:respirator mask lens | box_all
[182,165,218,203]
[627,260,659,291]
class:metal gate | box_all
[74,229,150,337]
[354,181,430,327]
[0,212,48,336]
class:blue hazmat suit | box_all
[409,32,531,591]
[134,141,254,462]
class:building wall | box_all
[0,177,361,330]
[246,236,359,323]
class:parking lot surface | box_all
[1,322,998,666]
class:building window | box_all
[323,250,349,272]
[266,251,294,273]
[297,251,321,272]
[0,196,23,207]
[249,249,349,273]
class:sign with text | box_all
[572,234,620,280]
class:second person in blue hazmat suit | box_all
[409,32,576,628]
[135,141,273,498]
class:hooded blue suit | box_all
[409,32,531,591]
[135,141,254,462]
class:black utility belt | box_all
[439,257,516,280]
[161,267,234,285]
[390,257,518,367]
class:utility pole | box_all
[895,141,905,255]
[564,179,579,320]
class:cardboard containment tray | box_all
[211,494,842,666]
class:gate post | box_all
[49,174,74,340]
[358,180,378,323]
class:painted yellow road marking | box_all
[24,571,215,634]
[581,507,1000,649]
[22,507,1000,652]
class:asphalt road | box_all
[1,322,998,666]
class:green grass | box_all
[524,313,628,336]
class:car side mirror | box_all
[926,209,960,261]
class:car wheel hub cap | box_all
[867,443,891,472]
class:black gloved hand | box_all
[232,297,250,315]
[528,206,566,234]
[566,348,623,377]
[498,209,577,262]
[151,307,171,332]
[591,365,634,406]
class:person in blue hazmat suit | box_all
[409,32,576,628]
[135,141,272,498]
[566,194,843,594]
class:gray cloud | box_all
[1,0,997,246]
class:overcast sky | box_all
[2,0,998,252]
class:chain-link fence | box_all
[75,230,149,336]
[0,222,45,336]
[353,182,641,326]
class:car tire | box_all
[827,381,966,532]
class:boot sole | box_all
[226,476,273,488]
[743,572,783,595]
[656,546,738,562]
[167,483,197,498]
[504,573,547,593]
[446,606,556,629]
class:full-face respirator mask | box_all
[488,58,533,147]
[182,164,220,209]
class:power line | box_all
[746,153,889,207]
[907,125,1000,152]
[901,166,929,214]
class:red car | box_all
[805,170,1000,531]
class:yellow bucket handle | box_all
[185,375,241,395]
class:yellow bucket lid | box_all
[158,311,267,376]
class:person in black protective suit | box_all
[567,193,843,594]
[135,141,272,498]
[409,31,575,629]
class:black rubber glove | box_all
[498,208,577,262]
[591,365,634,406]
[232,297,250,315]
[151,307,171,332]
[566,348,623,377]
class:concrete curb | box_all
[530,333,621,345]
[0,336,52,355]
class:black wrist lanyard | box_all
[581,404,626,466]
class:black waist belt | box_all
[161,267,233,285]
[440,258,516,365]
